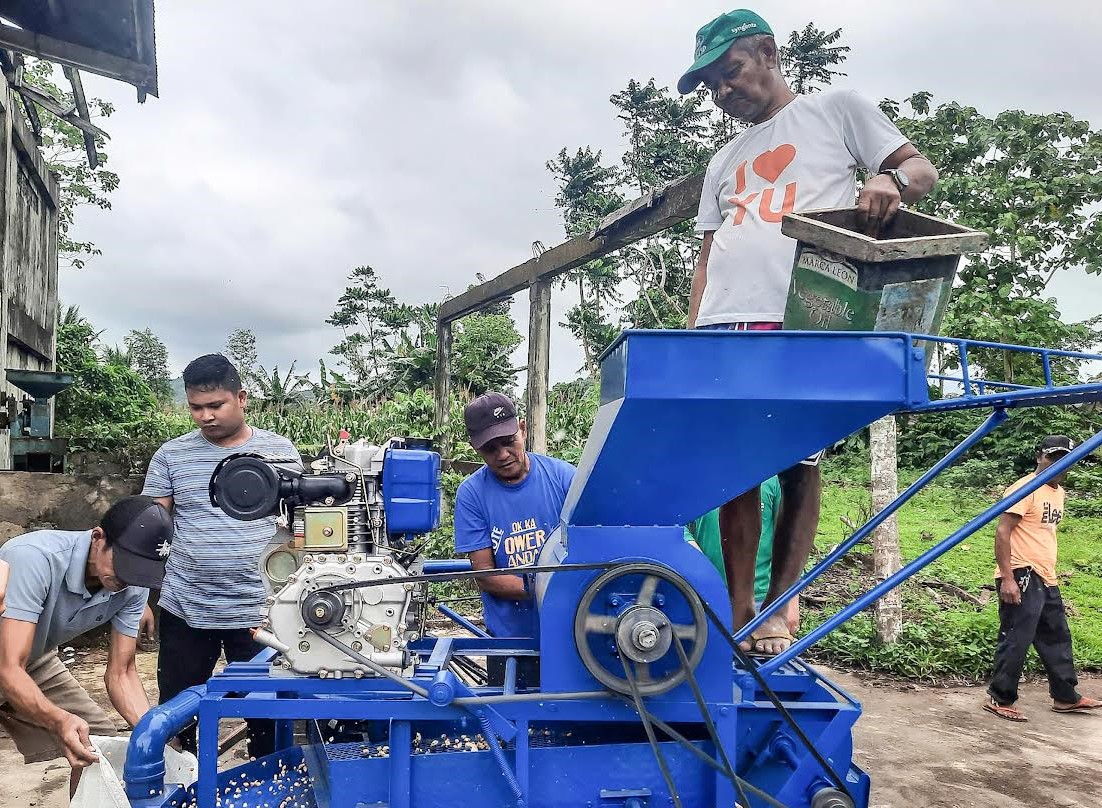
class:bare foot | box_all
[732,603,756,652]
[750,611,795,656]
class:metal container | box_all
[781,207,987,335]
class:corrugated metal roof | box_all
[0,0,157,98]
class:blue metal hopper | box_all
[563,330,928,528]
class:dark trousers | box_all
[988,567,1080,706]
[157,609,275,757]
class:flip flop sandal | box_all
[983,700,1027,722]
[749,631,795,657]
[1052,697,1102,713]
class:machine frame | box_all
[125,330,1102,808]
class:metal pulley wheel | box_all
[573,562,707,696]
[302,590,347,630]
[811,788,855,808]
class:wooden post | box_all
[525,279,551,454]
[433,319,454,458]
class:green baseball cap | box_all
[677,9,773,95]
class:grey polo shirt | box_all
[0,530,147,663]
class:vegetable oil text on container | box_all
[781,207,988,345]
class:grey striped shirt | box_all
[142,427,299,629]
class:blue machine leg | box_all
[713,708,738,808]
[764,426,1102,672]
[739,407,1009,643]
[197,699,221,808]
[275,718,294,751]
[389,720,412,808]
[515,719,530,802]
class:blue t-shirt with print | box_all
[453,453,576,638]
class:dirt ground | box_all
[2,647,1099,808]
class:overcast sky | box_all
[61,0,1101,384]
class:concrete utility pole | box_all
[870,415,903,644]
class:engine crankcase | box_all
[268,553,419,677]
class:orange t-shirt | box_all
[993,472,1064,585]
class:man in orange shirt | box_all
[984,435,1101,721]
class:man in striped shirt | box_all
[142,354,299,756]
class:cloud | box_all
[59,0,1100,383]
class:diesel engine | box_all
[209,436,441,678]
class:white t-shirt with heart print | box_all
[694,89,909,326]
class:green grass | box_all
[808,475,1102,681]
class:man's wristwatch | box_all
[878,167,910,193]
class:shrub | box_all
[55,321,185,474]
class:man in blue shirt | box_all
[453,392,575,687]
[0,496,172,794]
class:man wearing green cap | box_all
[678,10,939,654]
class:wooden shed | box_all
[0,1,157,468]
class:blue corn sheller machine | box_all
[126,330,1102,808]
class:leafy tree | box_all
[546,147,623,236]
[225,328,260,388]
[101,344,131,368]
[382,301,522,399]
[320,264,526,404]
[781,24,850,94]
[618,230,703,331]
[546,378,599,464]
[546,148,624,374]
[839,94,1102,481]
[55,318,99,377]
[124,328,173,403]
[54,317,177,472]
[59,304,94,329]
[327,265,408,384]
[387,303,441,395]
[251,362,309,412]
[881,93,1102,470]
[610,79,712,194]
[881,93,1102,379]
[608,83,711,332]
[23,59,119,268]
[300,358,359,406]
[561,287,621,374]
[452,313,523,398]
[547,82,714,371]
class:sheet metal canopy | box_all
[0,0,157,99]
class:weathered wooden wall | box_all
[0,70,61,468]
